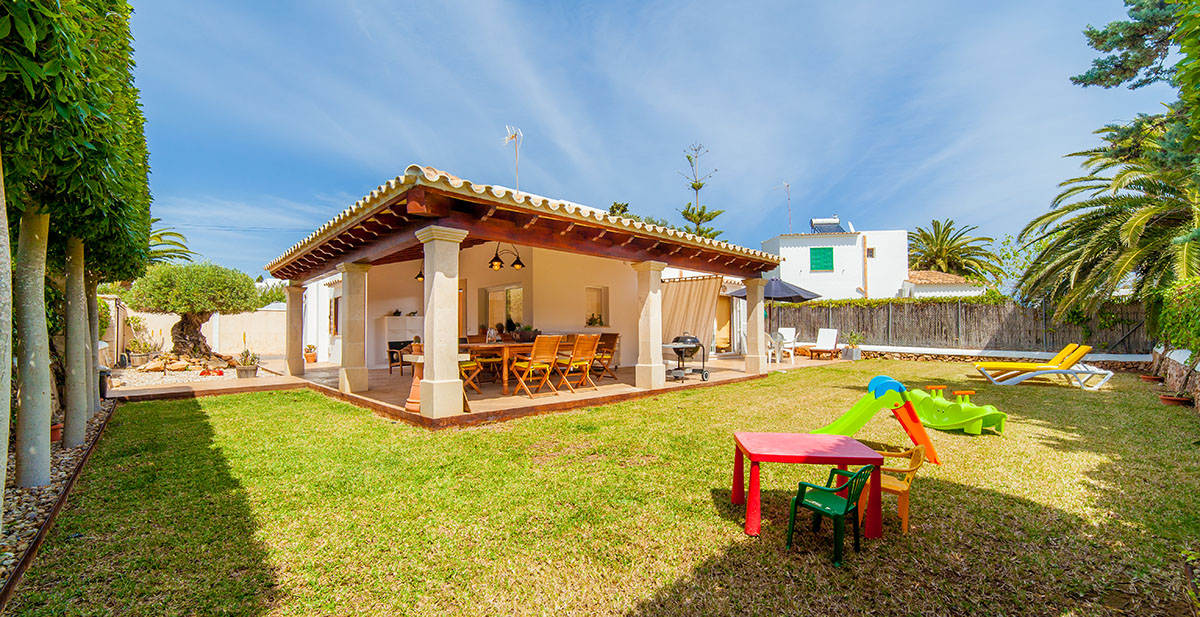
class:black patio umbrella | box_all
[729,278,820,303]
[729,278,820,335]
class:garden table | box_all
[731,432,884,538]
[459,342,534,395]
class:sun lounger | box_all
[973,344,1113,390]
[809,328,839,360]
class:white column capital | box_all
[632,260,667,273]
[336,262,372,274]
[416,225,469,244]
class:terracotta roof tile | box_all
[265,165,779,273]
[906,270,974,285]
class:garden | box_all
[7,360,1196,616]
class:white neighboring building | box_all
[900,270,987,298]
[761,216,908,300]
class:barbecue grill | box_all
[663,333,709,382]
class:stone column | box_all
[337,263,370,392]
[285,283,306,376]
[744,278,768,374]
[633,261,666,390]
[416,225,469,418]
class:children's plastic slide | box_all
[909,387,1007,435]
[813,376,941,465]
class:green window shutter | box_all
[810,247,834,271]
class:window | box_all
[487,286,524,329]
[810,247,834,271]
[585,286,608,326]
[329,297,340,336]
[866,247,876,258]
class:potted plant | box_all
[1160,391,1194,406]
[304,344,317,363]
[124,316,162,367]
[586,313,604,327]
[512,325,540,343]
[50,423,63,442]
[1140,373,1165,383]
[842,331,865,361]
[236,348,260,378]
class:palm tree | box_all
[908,219,1003,280]
[1017,129,1199,317]
[148,217,197,263]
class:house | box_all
[265,165,779,422]
[761,216,908,300]
[900,270,987,298]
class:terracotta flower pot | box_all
[50,423,63,442]
[1139,374,1164,383]
[1160,394,1193,406]
[304,352,317,363]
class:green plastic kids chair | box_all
[786,465,874,566]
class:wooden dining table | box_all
[459,341,534,395]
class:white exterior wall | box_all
[303,274,342,364]
[862,230,907,299]
[530,247,640,367]
[763,230,907,300]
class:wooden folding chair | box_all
[511,335,562,398]
[459,357,483,394]
[555,334,600,393]
[591,332,619,381]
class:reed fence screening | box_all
[770,301,1150,353]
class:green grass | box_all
[9,360,1200,616]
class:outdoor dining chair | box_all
[555,333,601,393]
[511,335,563,398]
[591,333,620,380]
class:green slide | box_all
[813,389,904,436]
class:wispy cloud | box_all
[130,0,1177,271]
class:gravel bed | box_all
[0,402,112,585]
[110,367,237,389]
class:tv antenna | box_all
[504,125,523,193]
[774,181,792,233]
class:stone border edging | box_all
[0,405,116,614]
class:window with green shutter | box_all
[810,247,834,271]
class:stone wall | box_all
[860,350,1149,373]
[1151,349,1200,399]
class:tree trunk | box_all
[0,142,13,533]
[14,209,51,487]
[86,273,100,414]
[171,312,213,356]
[64,237,89,448]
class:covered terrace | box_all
[265,165,780,425]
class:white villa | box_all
[761,216,908,300]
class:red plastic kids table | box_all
[732,432,884,538]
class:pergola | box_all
[265,165,779,419]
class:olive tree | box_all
[128,263,259,355]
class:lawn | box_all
[9,360,1198,616]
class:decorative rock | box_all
[140,360,165,372]
[166,361,190,371]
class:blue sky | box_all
[132,1,1178,275]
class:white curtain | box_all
[661,276,723,352]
